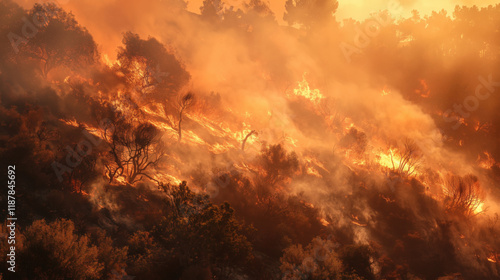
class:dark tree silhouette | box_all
[67,153,98,193]
[244,0,275,21]
[284,0,339,28]
[241,130,257,151]
[102,120,165,184]
[117,32,190,99]
[91,229,128,280]
[177,92,194,143]
[155,182,253,278]
[258,144,299,187]
[22,3,98,77]
[200,0,225,22]
[339,245,376,280]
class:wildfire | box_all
[183,130,206,145]
[320,218,330,226]
[130,59,147,83]
[304,156,329,173]
[150,120,177,133]
[113,176,128,185]
[208,143,233,154]
[306,167,322,178]
[351,215,367,227]
[142,105,168,119]
[102,54,120,68]
[474,201,485,215]
[474,121,491,132]
[155,174,183,185]
[487,254,498,263]
[350,157,367,166]
[376,148,398,170]
[60,118,80,127]
[292,73,324,104]
[477,152,496,170]
[4,1,500,279]
[186,113,231,139]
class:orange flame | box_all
[292,73,324,104]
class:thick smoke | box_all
[2,0,500,278]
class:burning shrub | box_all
[102,120,165,184]
[444,174,483,216]
[117,32,190,99]
[390,138,422,176]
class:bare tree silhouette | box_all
[102,121,165,184]
[445,174,484,216]
[177,92,194,143]
[241,130,257,151]
[390,138,422,176]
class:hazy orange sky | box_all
[186,0,500,21]
[13,0,500,21]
